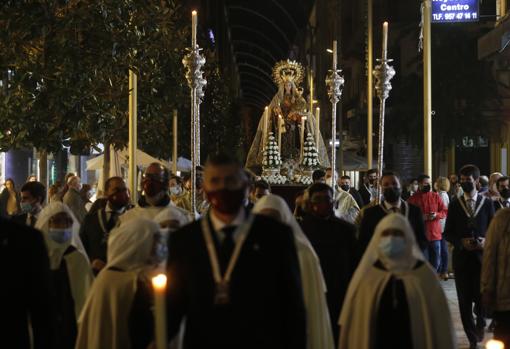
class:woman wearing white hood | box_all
[338,213,456,349]
[76,218,166,349]
[253,194,335,349]
[35,201,93,348]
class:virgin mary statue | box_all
[245,60,330,171]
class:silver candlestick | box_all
[182,11,207,216]
[325,40,344,199]
[373,23,395,204]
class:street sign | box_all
[431,0,479,23]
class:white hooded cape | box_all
[75,218,161,349]
[253,194,335,349]
[35,201,93,319]
[338,213,456,349]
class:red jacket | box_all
[407,191,448,241]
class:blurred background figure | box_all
[48,181,64,203]
[339,214,456,349]
[488,172,503,201]
[14,181,46,228]
[0,178,20,218]
[338,175,364,209]
[64,175,87,224]
[249,179,271,205]
[312,169,326,184]
[80,184,94,212]
[359,169,378,205]
[478,175,490,196]
[435,176,451,280]
[36,202,93,349]
[402,178,418,200]
[27,174,37,182]
[169,174,192,212]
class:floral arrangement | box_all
[301,133,319,168]
[262,132,282,168]
[293,174,313,186]
[261,173,287,185]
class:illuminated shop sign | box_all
[432,0,479,23]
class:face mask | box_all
[21,202,34,214]
[109,191,130,210]
[149,241,168,265]
[500,188,510,199]
[48,228,72,244]
[207,188,246,214]
[340,184,350,192]
[460,181,475,194]
[169,186,182,196]
[422,184,431,193]
[379,236,406,258]
[383,187,401,203]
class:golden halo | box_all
[272,59,304,86]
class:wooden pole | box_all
[128,69,138,204]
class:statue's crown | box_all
[272,60,304,86]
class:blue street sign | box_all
[431,0,479,23]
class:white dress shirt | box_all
[210,208,246,242]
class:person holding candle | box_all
[35,201,93,349]
[166,153,306,349]
[76,218,166,349]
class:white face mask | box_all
[378,236,406,258]
[48,228,72,244]
[170,186,182,196]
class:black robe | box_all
[300,214,357,343]
[166,214,306,349]
[374,260,424,349]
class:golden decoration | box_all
[272,59,304,86]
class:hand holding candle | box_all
[152,274,168,349]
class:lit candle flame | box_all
[152,274,167,290]
[486,340,505,349]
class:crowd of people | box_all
[1,156,510,349]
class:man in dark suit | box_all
[165,154,306,349]
[338,175,364,209]
[0,218,57,348]
[359,168,378,206]
[358,172,427,256]
[79,176,130,274]
[300,182,357,343]
[494,176,510,212]
[444,164,495,349]
[13,181,46,228]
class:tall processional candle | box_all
[192,11,197,49]
[315,107,320,147]
[263,106,269,148]
[300,116,307,160]
[485,340,505,349]
[172,109,178,174]
[152,274,168,349]
[278,115,283,156]
[382,21,388,60]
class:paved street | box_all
[442,279,492,349]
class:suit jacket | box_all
[493,199,510,212]
[0,219,57,349]
[63,188,87,224]
[358,184,375,207]
[79,207,117,263]
[444,195,494,265]
[166,214,306,349]
[358,200,428,256]
[349,188,364,210]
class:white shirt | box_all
[105,202,126,221]
[210,208,246,242]
[464,191,478,212]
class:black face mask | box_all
[460,182,475,194]
[340,184,350,192]
[383,187,401,203]
[422,184,431,193]
[500,188,510,200]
